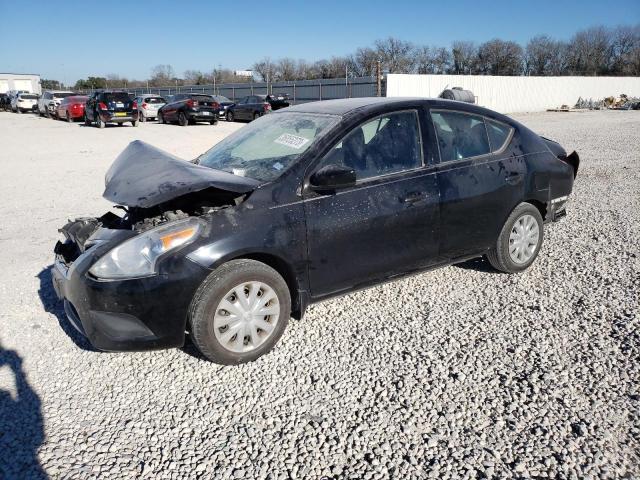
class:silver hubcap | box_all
[212,281,280,353]
[509,214,540,264]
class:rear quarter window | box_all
[431,110,490,162]
[486,119,514,152]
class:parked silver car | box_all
[38,90,76,117]
[133,95,166,122]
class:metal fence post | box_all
[319,83,322,101]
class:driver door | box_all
[303,109,441,298]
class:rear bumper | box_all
[185,110,218,122]
[51,243,209,352]
[99,111,139,123]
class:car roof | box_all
[46,90,75,94]
[282,96,510,121]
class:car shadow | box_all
[0,342,47,479]
[179,333,209,362]
[36,266,96,351]
[454,256,498,273]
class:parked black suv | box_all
[157,94,219,126]
[84,91,139,128]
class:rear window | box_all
[192,95,214,102]
[144,97,165,104]
[20,94,38,99]
[53,92,75,99]
[214,96,231,103]
[102,93,131,102]
[431,110,490,162]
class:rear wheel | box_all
[226,111,234,122]
[487,202,544,273]
[84,113,91,126]
[158,111,165,124]
[178,111,188,127]
[189,259,291,365]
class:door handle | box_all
[401,192,428,204]
[505,172,524,185]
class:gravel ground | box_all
[0,110,638,479]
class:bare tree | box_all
[476,39,524,75]
[610,24,640,75]
[567,26,613,75]
[149,65,175,86]
[275,58,297,81]
[375,37,415,73]
[183,70,207,85]
[351,47,379,76]
[451,41,477,74]
[252,58,273,82]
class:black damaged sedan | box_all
[52,98,579,364]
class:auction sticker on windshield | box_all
[274,133,309,149]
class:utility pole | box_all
[376,61,382,97]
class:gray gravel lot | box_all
[0,110,638,479]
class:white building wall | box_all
[0,73,41,94]
[386,74,640,113]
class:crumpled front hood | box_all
[103,140,260,208]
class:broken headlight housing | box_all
[89,218,202,280]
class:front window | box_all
[319,110,424,181]
[197,112,339,182]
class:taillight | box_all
[98,102,107,110]
[142,102,148,109]
[186,99,198,108]
[264,103,271,111]
[133,101,138,109]
[212,102,220,109]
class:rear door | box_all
[304,109,440,297]
[429,108,520,259]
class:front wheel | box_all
[158,111,165,124]
[189,259,291,365]
[226,111,234,122]
[487,202,544,273]
[178,111,188,126]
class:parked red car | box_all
[56,96,89,122]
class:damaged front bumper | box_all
[51,228,210,352]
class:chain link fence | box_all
[80,76,382,104]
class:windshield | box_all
[198,112,339,182]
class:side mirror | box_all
[310,164,356,191]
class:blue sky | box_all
[1,0,638,83]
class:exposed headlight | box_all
[89,218,201,280]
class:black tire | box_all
[253,112,260,121]
[39,109,44,117]
[140,111,146,122]
[16,108,21,114]
[117,122,124,126]
[66,111,73,123]
[132,119,139,127]
[210,119,217,125]
[189,259,291,365]
[158,111,165,124]
[96,114,105,129]
[178,111,189,127]
[487,202,544,273]
[226,111,234,122]
[84,113,91,126]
